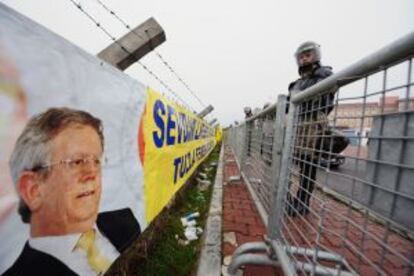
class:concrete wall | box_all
[363,112,414,231]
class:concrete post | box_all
[197,105,214,118]
[97,17,166,70]
[209,118,217,125]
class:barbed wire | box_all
[68,0,194,111]
[153,49,206,108]
[94,0,207,109]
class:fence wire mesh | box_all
[280,56,414,275]
[225,35,414,275]
[227,108,277,213]
[226,123,246,166]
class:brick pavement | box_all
[280,193,414,275]
[222,146,280,276]
[221,146,414,275]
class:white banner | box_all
[0,4,146,273]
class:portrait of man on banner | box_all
[4,107,141,276]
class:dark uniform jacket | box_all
[288,64,334,114]
[288,64,336,157]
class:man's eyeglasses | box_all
[33,155,106,173]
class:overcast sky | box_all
[2,0,414,126]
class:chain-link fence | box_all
[228,31,414,275]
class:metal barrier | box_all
[227,104,281,216]
[227,31,414,275]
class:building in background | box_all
[331,96,413,129]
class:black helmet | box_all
[294,41,321,66]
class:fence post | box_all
[267,95,287,240]
[273,91,298,241]
[240,121,251,172]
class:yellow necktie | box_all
[76,229,112,274]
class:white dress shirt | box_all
[29,225,120,276]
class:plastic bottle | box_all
[180,212,200,226]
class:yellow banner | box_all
[141,88,216,223]
[215,126,223,143]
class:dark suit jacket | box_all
[3,208,141,276]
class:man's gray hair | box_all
[9,107,104,223]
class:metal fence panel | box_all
[228,106,278,214]
[276,41,414,275]
[227,31,414,275]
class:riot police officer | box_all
[287,41,336,216]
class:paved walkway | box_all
[221,146,280,275]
